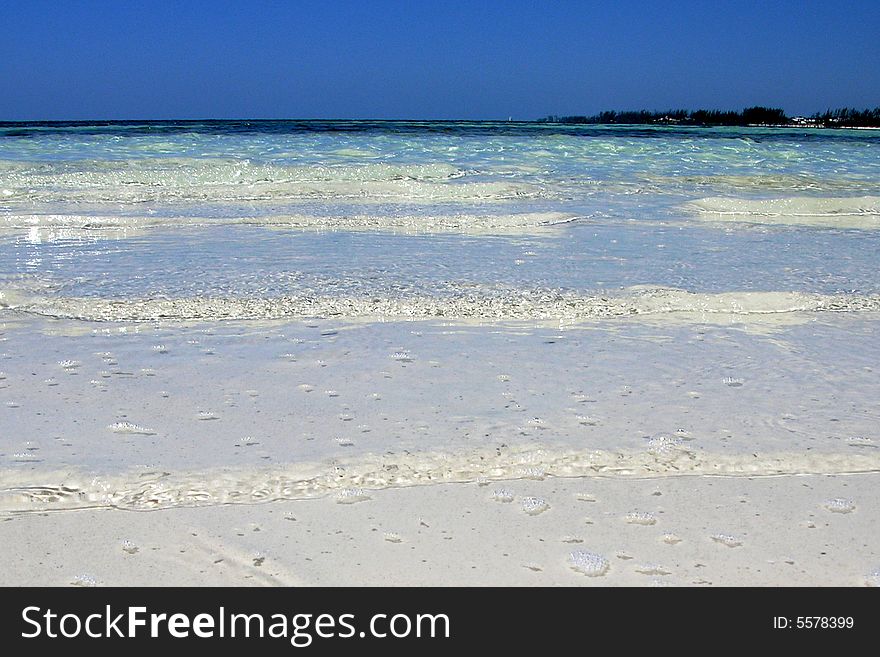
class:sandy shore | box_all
[2,312,878,586]
[3,472,878,586]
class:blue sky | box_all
[1,0,878,120]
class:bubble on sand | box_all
[6,401,19,408]
[518,466,545,480]
[491,489,514,503]
[723,377,744,387]
[577,415,600,426]
[635,564,672,576]
[624,511,657,526]
[108,422,155,435]
[152,345,168,354]
[711,533,742,547]
[325,390,340,397]
[336,488,371,504]
[280,353,297,362]
[645,433,683,456]
[390,351,413,363]
[58,360,80,370]
[335,437,355,447]
[497,374,510,382]
[383,532,403,543]
[197,411,219,421]
[297,384,314,393]
[121,540,139,555]
[674,428,693,440]
[575,492,596,502]
[823,498,856,514]
[521,497,549,515]
[562,536,583,544]
[70,574,99,587]
[846,436,875,448]
[568,550,609,577]
[0,372,5,380]
[661,533,683,545]
[44,378,58,386]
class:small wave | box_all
[1,443,878,513]
[3,285,879,323]
[0,211,579,236]
[687,195,880,228]
[0,158,542,205]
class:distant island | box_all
[539,106,880,128]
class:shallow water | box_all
[1,121,879,511]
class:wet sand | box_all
[1,310,879,586]
[3,472,878,586]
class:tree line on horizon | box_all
[540,106,880,128]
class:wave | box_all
[1,443,878,513]
[0,158,541,204]
[0,210,580,236]
[3,284,879,323]
[686,195,880,228]
[645,173,880,194]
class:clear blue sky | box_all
[1,0,878,120]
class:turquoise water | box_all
[1,121,879,317]
[2,122,880,507]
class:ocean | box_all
[1,120,879,512]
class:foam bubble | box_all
[336,488,371,504]
[70,574,99,587]
[107,422,155,435]
[491,489,515,503]
[624,511,657,526]
[823,498,856,514]
[521,496,549,515]
[710,533,742,547]
[568,550,609,577]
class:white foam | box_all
[688,195,880,228]
[5,284,879,324]
[1,443,878,513]
[568,550,609,577]
[823,497,856,513]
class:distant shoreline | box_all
[540,106,880,129]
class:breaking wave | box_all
[2,443,878,513]
[687,195,880,228]
[3,283,879,323]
